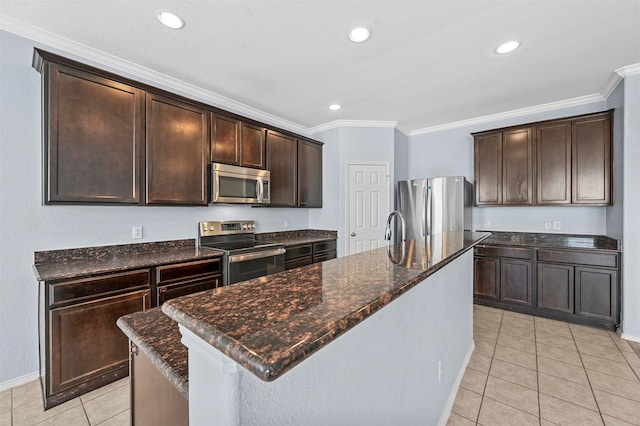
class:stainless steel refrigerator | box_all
[395,176,473,241]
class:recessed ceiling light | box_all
[157,10,184,29]
[329,104,342,111]
[496,40,520,54]
[349,27,370,43]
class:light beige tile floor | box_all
[1,377,129,426]
[449,305,640,426]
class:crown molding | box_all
[601,72,623,100]
[409,94,606,136]
[309,120,398,134]
[0,16,310,136]
[616,63,640,77]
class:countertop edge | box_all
[162,232,490,382]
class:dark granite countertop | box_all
[33,239,223,282]
[255,229,337,247]
[162,231,490,382]
[117,307,188,399]
[478,231,621,252]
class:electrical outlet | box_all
[544,221,552,230]
[553,221,561,230]
[484,220,491,228]
[132,226,143,239]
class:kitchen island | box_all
[144,231,489,425]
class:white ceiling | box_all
[1,0,639,134]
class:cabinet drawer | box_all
[157,276,220,305]
[156,259,221,284]
[285,244,312,261]
[474,245,534,260]
[313,251,336,263]
[537,249,617,268]
[313,240,337,254]
[50,269,150,306]
[285,256,313,270]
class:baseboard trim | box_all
[620,332,640,344]
[0,370,39,392]
[438,340,475,426]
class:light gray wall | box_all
[621,73,640,341]
[309,126,395,257]
[408,100,610,235]
[0,30,311,385]
[606,81,624,240]
[393,129,409,185]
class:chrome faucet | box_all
[384,211,406,242]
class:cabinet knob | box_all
[351,232,356,237]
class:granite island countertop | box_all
[477,231,621,252]
[33,239,223,282]
[117,307,188,399]
[161,231,490,382]
[255,229,337,247]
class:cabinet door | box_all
[298,140,323,207]
[500,259,533,306]
[146,94,209,205]
[157,276,220,305]
[241,123,266,169]
[474,132,502,205]
[537,263,574,313]
[211,113,241,165]
[537,120,572,204]
[575,267,617,321]
[502,127,534,205]
[45,63,143,204]
[474,256,500,300]
[267,130,298,206]
[572,112,612,205]
[49,289,150,394]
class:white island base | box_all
[179,250,474,426]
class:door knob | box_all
[351,232,356,237]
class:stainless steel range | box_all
[198,220,285,285]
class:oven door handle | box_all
[228,248,285,263]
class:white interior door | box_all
[348,163,390,255]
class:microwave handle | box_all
[256,179,263,203]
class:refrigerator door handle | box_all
[426,184,432,237]
[421,184,426,237]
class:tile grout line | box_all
[533,316,542,426]
[474,310,501,425]
[569,324,606,425]
[80,396,91,426]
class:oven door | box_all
[226,247,285,285]
[211,163,270,204]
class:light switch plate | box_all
[132,226,143,239]
[553,221,561,230]
[544,221,552,230]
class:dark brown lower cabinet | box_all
[284,239,337,270]
[41,269,151,408]
[475,244,620,330]
[155,258,221,305]
[131,344,188,426]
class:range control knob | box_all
[242,224,248,230]
[251,224,256,229]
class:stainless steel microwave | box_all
[210,163,270,204]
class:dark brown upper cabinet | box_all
[474,126,533,206]
[297,139,323,207]
[211,113,266,169]
[266,130,298,206]
[474,110,612,207]
[39,61,144,204]
[572,112,611,205]
[536,120,572,205]
[145,94,209,205]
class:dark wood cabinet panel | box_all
[241,122,266,169]
[284,240,336,270]
[49,290,149,396]
[575,266,617,321]
[267,130,298,206]
[44,63,144,204]
[297,140,323,207]
[537,263,574,313]
[131,344,188,426]
[502,127,534,205]
[536,120,572,205]
[145,94,209,205]
[155,258,221,305]
[474,256,500,300]
[474,132,502,205]
[211,113,241,165]
[157,276,220,305]
[572,113,612,205]
[501,259,533,306]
